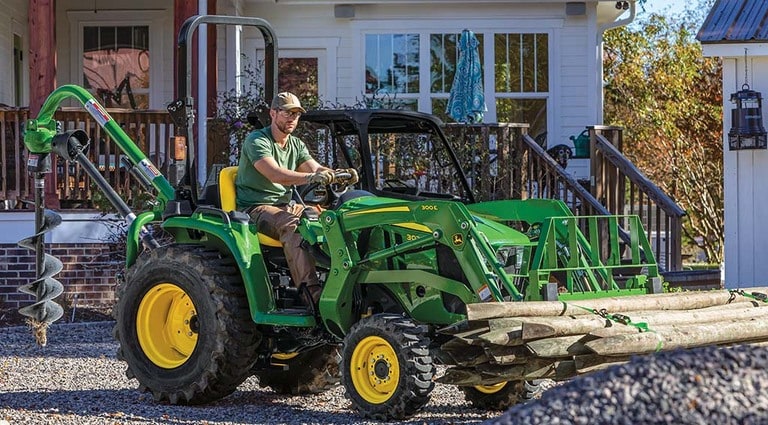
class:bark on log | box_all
[485,345,532,365]
[467,289,768,320]
[525,334,594,358]
[585,318,768,356]
[513,302,768,340]
[478,328,523,346]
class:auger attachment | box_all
[17,208,65,346]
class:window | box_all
[279,57,319,107]
[362,29,549,135]
[365,34,419,109]
[429,32,484,123]
[13,34,22,106]
[494,33,548,138]
[82,25,151,109]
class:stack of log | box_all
[437,289,768,386]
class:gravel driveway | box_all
[0,321,500,425]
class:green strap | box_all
[730,289,768,303]
[570,302,663,352]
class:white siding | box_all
[719,55,768,288]
[240,2,603,181]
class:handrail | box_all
[519,133,611,216]
[593,134,685,217]
[589,127,686,271]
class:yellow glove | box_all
[335,168,359,185]
[307,170,334,185]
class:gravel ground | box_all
[0,321,500,425]
[489,344,768,425]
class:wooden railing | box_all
[0,107,174,209]
[588,126,686,271]
[442,123,686,271]
[0,108,685,270]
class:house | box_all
[1,0,638,181]
[698,0,768,289]
[0,0,654,308]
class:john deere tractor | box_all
[21,15,663,420]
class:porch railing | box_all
[1,108,685,270]
[588,126,686,271]
[443,123,685,271]
[0,107,174,209]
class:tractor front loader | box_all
[18,14,768,422]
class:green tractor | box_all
[22,15,662,421]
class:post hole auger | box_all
[19,85,171,343]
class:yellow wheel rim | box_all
[137,283,198,368]
[350,336,400,404]
[272,352,300,361]
[474,382,507,394]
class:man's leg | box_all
[248,205,321,303]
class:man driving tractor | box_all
[235,91,358,306]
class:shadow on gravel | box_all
[0,322,117,359]
[0,388,494,425]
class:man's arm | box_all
[253,157,321,186]
[297,159,331,174]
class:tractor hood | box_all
[337,194,530,248]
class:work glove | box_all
[307,169,334,185]
[335,168,359,185]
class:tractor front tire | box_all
[254,344,341,395]
[342,314,435,420]
[461,379,544,410]
[113,245,261,405]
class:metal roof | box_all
[697,0,768,43]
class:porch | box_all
[1,107,686,272]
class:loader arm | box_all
[313,196,525,337]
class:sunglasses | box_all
[276,109,302,119]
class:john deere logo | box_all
[452,233,463,246]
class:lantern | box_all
[728,84,767,150]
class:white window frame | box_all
[11,19,26,107]
[67,10,166,109]
[245,36,339,104]
[352,19,560,128]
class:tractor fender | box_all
[159,212,276,319]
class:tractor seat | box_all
[219,166,282,248]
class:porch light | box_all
[728,84,767,150]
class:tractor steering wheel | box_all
[299,170,355,208]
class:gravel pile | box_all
[488,344,768,425]
[0,321,498,425]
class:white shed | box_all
[698,0,768,288]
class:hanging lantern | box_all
[728,84,767,150]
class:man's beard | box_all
[275,120,296,135]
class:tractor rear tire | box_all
[113,245,261,405]
[461,379,545,410]
[254,344,341,395]
[342,314,435,420]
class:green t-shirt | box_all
[235,127,313,209]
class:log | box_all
[512,302,768,341]
[477,328,523,346]
[484,345,533,365]
[467,289,768,321]
[525,334,594,358]
[448,325,491,345]
[439,341,489,366]
[585,318,768,356]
